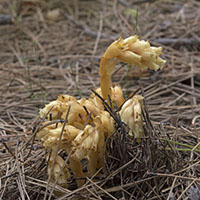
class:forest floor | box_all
[1,0,200,199]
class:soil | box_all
[0,0,200,199]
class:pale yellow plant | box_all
[120,95,144,141]
[47,152,71,187]
[99,35,165,105]
[37,35,165,189]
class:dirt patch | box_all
[1,0,200,199]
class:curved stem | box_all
[99,56,117,104]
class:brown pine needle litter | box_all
[1,0,200,199]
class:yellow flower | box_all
[99,35,166,103]
[47,152,71,187]
[120,95,143,140]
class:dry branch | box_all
[0,14,13,25]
